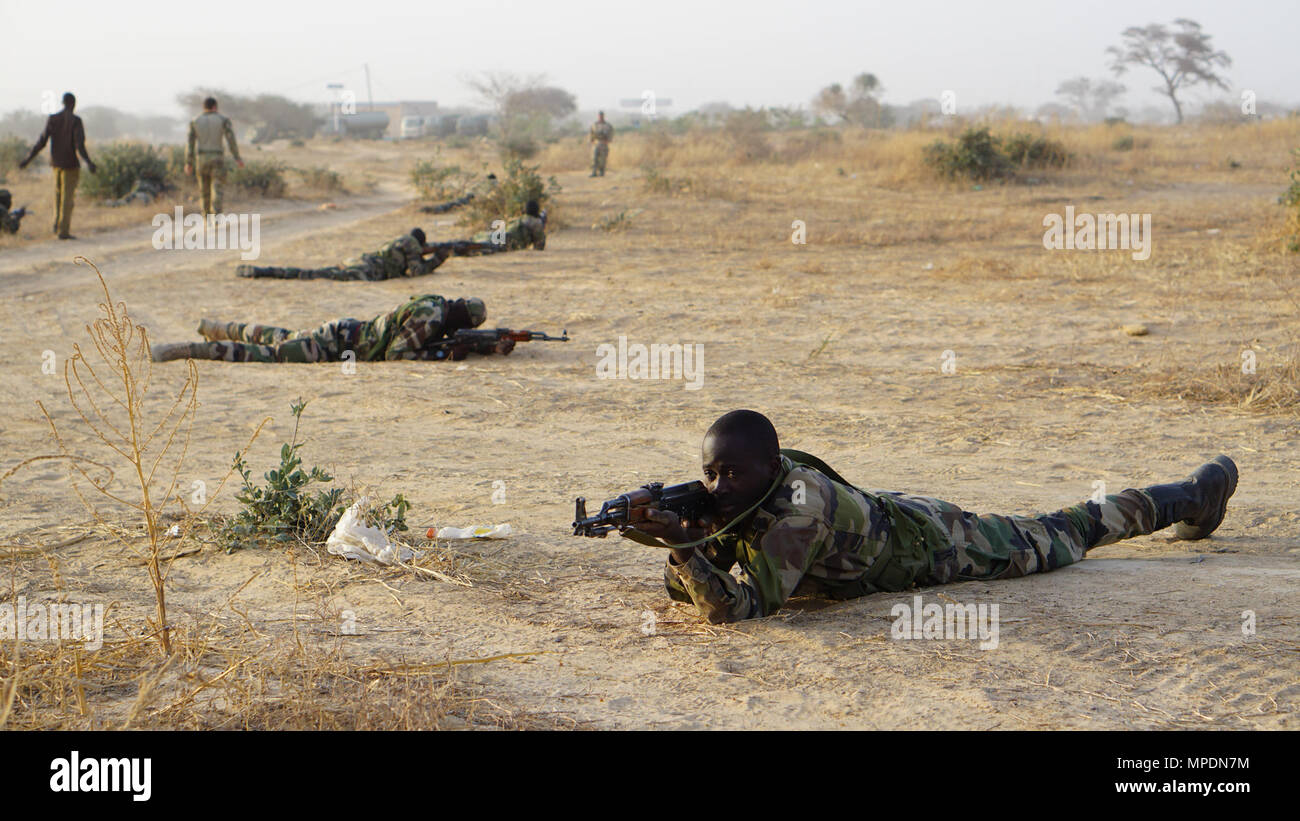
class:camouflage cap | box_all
[465,297,486,327]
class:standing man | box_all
[18,92,97,240]
[185,96,244,215]
[588,111,614,177]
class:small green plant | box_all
[78,141,170,199]
[229,159,288,198]
[222,399,408,551]
[1112,134,1135,151]
[292,165,345,193]
[411,149,476,202]
[593,210,638,231]
[923,127,1014,182]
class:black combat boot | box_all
[1143,455,1238,540]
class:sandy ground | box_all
[0,137,1296,729]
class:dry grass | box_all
[1,531,563,730]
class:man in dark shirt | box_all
[19,92,97,239]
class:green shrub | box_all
[78,141,169,199]
[293,165,345,192]
[923,127,1013,181]
[411,150,476,201]
[1003,133,1070,167]
[462,157,560,226]
[1112,134,1135,151]
[0,135,28,183]
[229,159,287,197]
[222,399,409,551]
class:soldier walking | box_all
[185,97,244,215]
[18,92,97,239]
[588,111,614,177]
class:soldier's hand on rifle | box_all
[494,338,516,356]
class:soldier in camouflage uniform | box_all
[185,96,244,215]
[0,190,29,234]
[149,295,510,363]
[236,228,446,280]
[420,173,497,214]
[633,410,1239,624]
[588,111,613,177]
[103,177,167,207]
[465,199,546,252]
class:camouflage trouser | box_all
[420,194,473,214]
[882,488,1160,585]
[236,263,384,281]
[591,142,609,175]
[195,318,364,362]
[196,155,226,215]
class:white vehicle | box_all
[400,116,427,139]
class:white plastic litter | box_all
[327,498,414,566]
[428,523,512,540]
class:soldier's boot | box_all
[1143,455,1238,540]
[196,318,228,340]
[151,342,205,362]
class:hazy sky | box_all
[3,0,1297,119]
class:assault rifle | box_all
[422,240,500,257]
[426,327,569,360]
[572,481,715,538]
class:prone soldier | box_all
[236,228,444,280]
[0,189,30,234]
[575,409,1239,624]
[151,295,497,363]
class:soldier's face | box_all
[701,433,779,520]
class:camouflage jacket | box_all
[187,111,242,165]
[356,294,452,360]
[346,234,435,278]
[472,215,546,251]
[589,121,614,143]
[664,453,944,623]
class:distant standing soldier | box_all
[18,92,97,239]
[185,96,244,215]
[588,111,614,177]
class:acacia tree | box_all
[1106,19,1231,124]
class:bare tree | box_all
[1106,18,1231,124]
[1055,77,1127,121]
[812,73,889,127]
